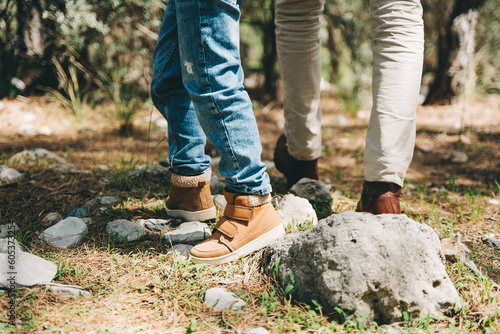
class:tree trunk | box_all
[326,19,340,76]
[262,0,278,100]
[12,0,49,93]
[423,0,486,105]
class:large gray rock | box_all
[164,221,211,245]
[85,196,118,207]
[0,239,57,287]
[277,194,318,230]
[39,217,88,249]
[106,219,146,243]
[263,211,460,324]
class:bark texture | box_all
[424,0,486,105]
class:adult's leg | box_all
[358,0,424,214]
[274,0,324,187]
[364,0,424,187]
[275,0,324,160]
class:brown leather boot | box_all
[190,189,285,265]
[274,134,319,188]
[165,171,217,221]
[356,181,402,214]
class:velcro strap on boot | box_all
[215,220,238,239]
[224,203,253,221]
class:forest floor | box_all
[0,93,499,333]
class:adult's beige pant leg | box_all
[275,0,325,161]
[276,0,424,185]
[364,0,424,187]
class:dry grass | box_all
[0,94,499,333]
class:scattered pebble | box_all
[85,196,118,207]
[277,194,318,229]
[248,328,270,334]
[42,212,63,226]
[263,160,275,170]
[9,148,67,165]
[171,244,194,258]
[334,114,348,127]
[0,222,20,239]
[210,175,225,194]
[164,221,211,245]
[204,287,246,311]
[136,218,176,233]
[459,135,471,145]
[106,219,146,243]
[0,166,23,186]
[449,151,468,164]
[47,284,91,298]
[39,217,88,249]
[96,164,111,171]
[441,233,471,263]
[0,239,57,288]
[213,194,227,212]
[63,207,89,218]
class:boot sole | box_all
[189,223,285,265]
[165,206,217,222]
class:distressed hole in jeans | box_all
[184,61,193,74]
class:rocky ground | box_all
[0,93,499,333]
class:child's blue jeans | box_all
[151,0,271,195]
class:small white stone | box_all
[459,135,471,145]
[277,194,318,229]
[0,167,22,183]
[48,285,91,298]
[334,114,348,127]
[18,123,37,136]
[213,194,227,211]
[39,126,53,136]
[248,328,270,334]
[449,151,468,164]
[204,287,246,311]
[20,112,36,123]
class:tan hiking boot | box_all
[165,171,217,221]
[190,190,285,265]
